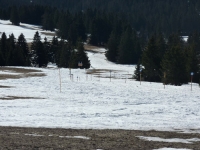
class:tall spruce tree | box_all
[58,42,71,68]
[42,11,54,31]
[187,31,200,83]
[31,31,48,67]
[106,31,119,62]
[0,32,7,65]
[76,41,90,69]
[161,45,188,86]
[117,26,140,64]
[16,33,30,66]
[49,36,59,63]
[6,33,16,65]
[142,36,159,82]
[10,6,20,26]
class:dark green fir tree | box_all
[31,31,48,67]
[10,6,20,26]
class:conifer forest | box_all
[0,0,200,85]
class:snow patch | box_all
[137,136,200,144]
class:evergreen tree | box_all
[14,45,26,66]
[16,33,30,66]
[187,31,200,63]
[0,32,7,65]
[10,6,20,26]
[42,11,54,31]
[142,34,166,82]
[167,33,184,50]
[56,12,71,39]
[49,36,59,63]
[117,26,140,64]
[105,31,119,62]
[187,31,200,84]
[184,46,200,83]
[68,49,78,68]
[31,31,48,67]
[133,60,142,81]
[6,33,16,65]
[75,41,90,69]
[58,42,71,68]
[0,50,4,66]
[161,46,188,86]
[142,36,159,82]
[68,22,78,45]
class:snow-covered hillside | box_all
[0,20,54,42]
[0,20,200,134]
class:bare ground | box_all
[0,67,45,80]
[0,126,200,150]
[0,67,200,149]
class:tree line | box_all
[1,0,200,37]
[133,32,200,86]
[0,32,90,69]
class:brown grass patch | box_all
[0,96,44,100]
[40,31,56,37]
[86,69,133,79]
[0,67,45,80]
[84,44,100,50]
[0,85,12,88]
[0,67,42,73]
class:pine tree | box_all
[49,36,59,63]
[187,31,200,84]
[56,12,71,39]
[184,46,200,83]
[6,33,16,65]
[133,60,142,81]
[16,33,30,66]
[0,32,7,65]
[142,35,166,82]
[58,42,71,68]
[76,41,90,69]
[42,11,54,31]
[161,46,188,86]
[105,31,119,62]
[142,36,159,82]
[117,26,139,64]
[31,31,48,67]
[10,6,20,26]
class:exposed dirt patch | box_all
[86,69,133,79]
[84,44,105,53]
[0,96,45,100]
[0,67,45,80]
[40,31,56,37]
[0,127,200,150]
[0,67,42,73]
[84,44,100,50]
[0,85,12,88]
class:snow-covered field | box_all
[0,20,200,149]
[0,20,54,42]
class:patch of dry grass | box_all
[84,44,100,51]
[0,85,12,88]
[0,96,44,100]
[0,67,45,80]
[40,31,56,37]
